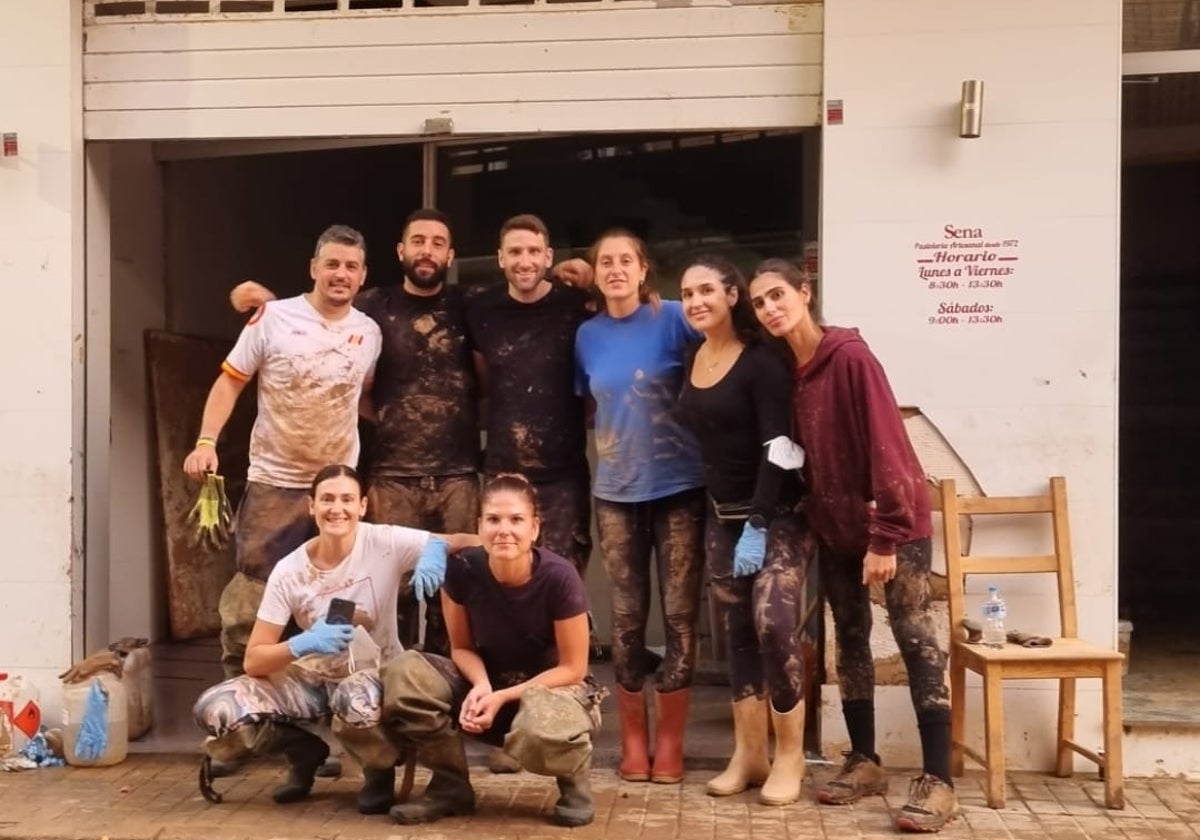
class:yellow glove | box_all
[188,473,232,552]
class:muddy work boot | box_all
[390,736,476,825]
[206,756,244,778]
[357,766,396,815]
[270,726,331,804]
[552,760,595,827]
[895,773,959,833]
[817,751,887,805]
[315,755,343,778]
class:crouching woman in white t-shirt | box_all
[193,464,480,813]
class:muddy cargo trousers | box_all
[380,651,603,823]
[368,475,480,657]
[218,482,315,679]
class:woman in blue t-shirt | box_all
[573,229,706,784]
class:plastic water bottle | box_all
[982,586,1007,648]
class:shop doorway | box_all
[1119,70,1200,728]
[100,129,818,757]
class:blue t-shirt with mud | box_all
[574,300,705,503]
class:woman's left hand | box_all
[460,687,508,734]
[862,550,897,585]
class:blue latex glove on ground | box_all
[733,522,768,577]
[413,536,449,602]
[287,618,354,658]
[74,680,110,762]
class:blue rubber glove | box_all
[733,522,768,577]
[287,618,354,658]
[413,536,449,602]
[74,680,110,762]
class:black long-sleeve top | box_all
[678,342,802,518]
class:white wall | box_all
[81,4,822,139]
[0,1,84,717]
[821,1,1122,771]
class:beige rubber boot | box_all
[706,696,771,796]
[760,701,806,806]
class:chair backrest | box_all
[937,476,1077,639]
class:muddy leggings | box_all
[594,488,705,693]
[706,512,818,712]
[821,537,949,715]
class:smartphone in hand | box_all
[326,597,356,626]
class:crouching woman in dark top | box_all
[677,255,819,806]
[380,473,604,827]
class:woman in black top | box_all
[677,255,818,806]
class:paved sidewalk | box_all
[2,754,1198,840]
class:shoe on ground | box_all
[895,773,959,833]
[552,770,594,827]
[817,751,888,805]
[358,767,396,815]
[315,755,342,778]
[389,793,475,824]
[206,757,244,778]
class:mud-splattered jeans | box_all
[219,482,314,678]
[509,471,592,577]
[368,474,480,656]
[594,488,705,693]
[821,537,949,714]
[706,511,818,712]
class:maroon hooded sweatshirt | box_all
[793,326,931,556]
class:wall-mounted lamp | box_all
[959,80,984,139]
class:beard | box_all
[402,258,448,291]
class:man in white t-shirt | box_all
[182,224,383,682]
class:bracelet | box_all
[195,436,217,448]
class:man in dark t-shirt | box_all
[465,214,595,574]
[356,208,481,659]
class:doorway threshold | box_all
[1121,620,1200,730]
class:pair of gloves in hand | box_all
[188,473,233,551]
[286,536,450,658]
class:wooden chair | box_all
[936,476,1124,809]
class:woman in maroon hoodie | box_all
[747,259,956,834]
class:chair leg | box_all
[982,664,1006,809]
[1055,677,1076,778]
[949,650,966,777]
[1101,661,1125,810]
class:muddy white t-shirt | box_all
[257,522,429,675]
[223,295,382,489]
